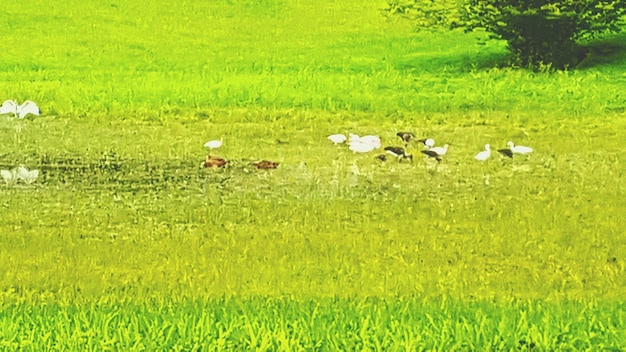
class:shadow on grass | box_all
[576,33,626,70]
[393,32,626,73]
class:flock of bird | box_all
[328,132,533,162]
[1,98,534,182]
[0,99,40,119]
[1,100,42,185]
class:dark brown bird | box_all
[384,146,413,162]
[253,160,279,169]
[204,155,228,168]
[396,132,415,144]
[497,148,513,158]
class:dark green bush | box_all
[386,0,626,69]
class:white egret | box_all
[417,138,435,149]
[507,141,533,154]
[16,166,39,184]
[0,100,40,119]
[327,134,347,144]
[348,133,360,142]
[1,169,17,185]
[349,140,377,153]
[359,135,382,149]
[474,144,491,161]
[204,139,223,149]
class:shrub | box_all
[386,0,626,69]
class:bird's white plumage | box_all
[507,141,533,154]
[0,100,15,115]
[1,169,16,185]
[16,166,39,184]
[346,134,381,152]
[204,140,223,149]
[349,140,377,153]
[349,133,360,142]
[424,138,435,149]
[429,144,449,156]
[0,100,40,119]
[358,135,382,149]
[474,144,491,161]
[327,134,347,144]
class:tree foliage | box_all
[386,0,626,69]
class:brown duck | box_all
[204,155,228,168]
[253,160,279,169]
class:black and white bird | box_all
[421,144,448,162]
[497,147,513,158]
[0,100,40,119]
[507,141,533,155]
[384,146,413,162]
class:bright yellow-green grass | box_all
[1,0,626,349]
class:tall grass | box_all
[1,299,625,350]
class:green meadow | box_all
[2,0,626,349]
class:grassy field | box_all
[2,0,626,349]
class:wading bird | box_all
[204,139,223,152]
[497,147,513,158]
[359,135,382,149]
[0,100,40,119]
[1,169,17,185]
[349,140,377,153]
[384,146,413,162]
[507,141,533,155]
[396,132,415,145]
[421,144,448,162]
[327,134,347,144]
[417,138,435,149]
[16,166,39,184]
[474,144,491,161]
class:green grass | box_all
[1,299,625,350]
[2,0,626,349]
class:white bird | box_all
[417,138,435,149]
[203,139,223,150]
[0,100,40,119]
[359,135,382,149]
[474,144,491,161]
[349,140,377,153]
[327,134,347,144]
[349,133,360,142]
[1,169,17,185]
[507,141,533,154]
[16,166,39,184]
